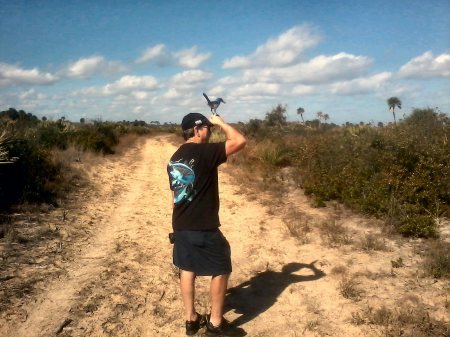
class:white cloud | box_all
[0,89,49,114]
[233,83,280,97]
[209,85,226,96]
[171,69,213,85]
[223,56,250,69]
[329,72,392,95]
[135,44,172,66]
[133,106,145,114]
[200,51,374,112]
[217,76,242,86]
[18,88,47,100]
[64,55,126,79]
[105,75,158,93]
[75,75,159,97]
[74,86,102,97]
[302,53,372,83]
[135,45,211,69]
[223,24,321,69]
[162,88,182,99]
[173,46,211,68]
[398,51,450,79]
[242,53,372,84]
[219,25,373,104]
[0,63,58,86]
[292,84,316,95]
[206,52,373,108]
[131,91,151,100]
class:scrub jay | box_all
[203,93,226,115]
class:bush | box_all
[256,140,292,167]
[294,109,449,237]
[234,107,449,238]
[399,216,438,238]
[264,104,287,127]
[0,110,157,207]
[73,123,119,154]
[36,121,71,150]
[5,138,60,203]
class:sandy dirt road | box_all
[1,135,448,337]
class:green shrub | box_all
[36,121,71,150]
[72,123,119,154]
[264,104,287,127]
[399,215,437,238]
[6,138,60,203]
[293,109,449,237]
[256,140,291,167]
[0,111,156,207]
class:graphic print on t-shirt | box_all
[168,159,196,204]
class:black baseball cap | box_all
[181,113,213,131]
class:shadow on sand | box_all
[225,261,326,327]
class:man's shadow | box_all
[225,261,326,326]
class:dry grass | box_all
[330,265,348,276]
[300,296,331,337]
[351,304,450,337]
[303,319,320,333]
[113,133,141,154]
[358,233,388,252]
[339,275,364,301]
[390,257,404,268]
[283,209,313,244]
[422,239,450,279]
[51,146,90,198]
[0,190,88,317]
[319,219,353,247]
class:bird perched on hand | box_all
[203,93,226,115]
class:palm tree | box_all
[323,113,329,123]
[297,107,305,123]
[387,97,402,124]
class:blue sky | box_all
[1,0,449,124]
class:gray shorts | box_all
[173,229,232,276]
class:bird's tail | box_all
[203,93,211,104]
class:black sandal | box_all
[185,312,207,336]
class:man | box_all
[167,112,246,336]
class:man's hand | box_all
[209,114,225,126]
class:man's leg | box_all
[180,269,197,321]
[209,273,229,327]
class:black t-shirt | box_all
[167,142,227,230]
